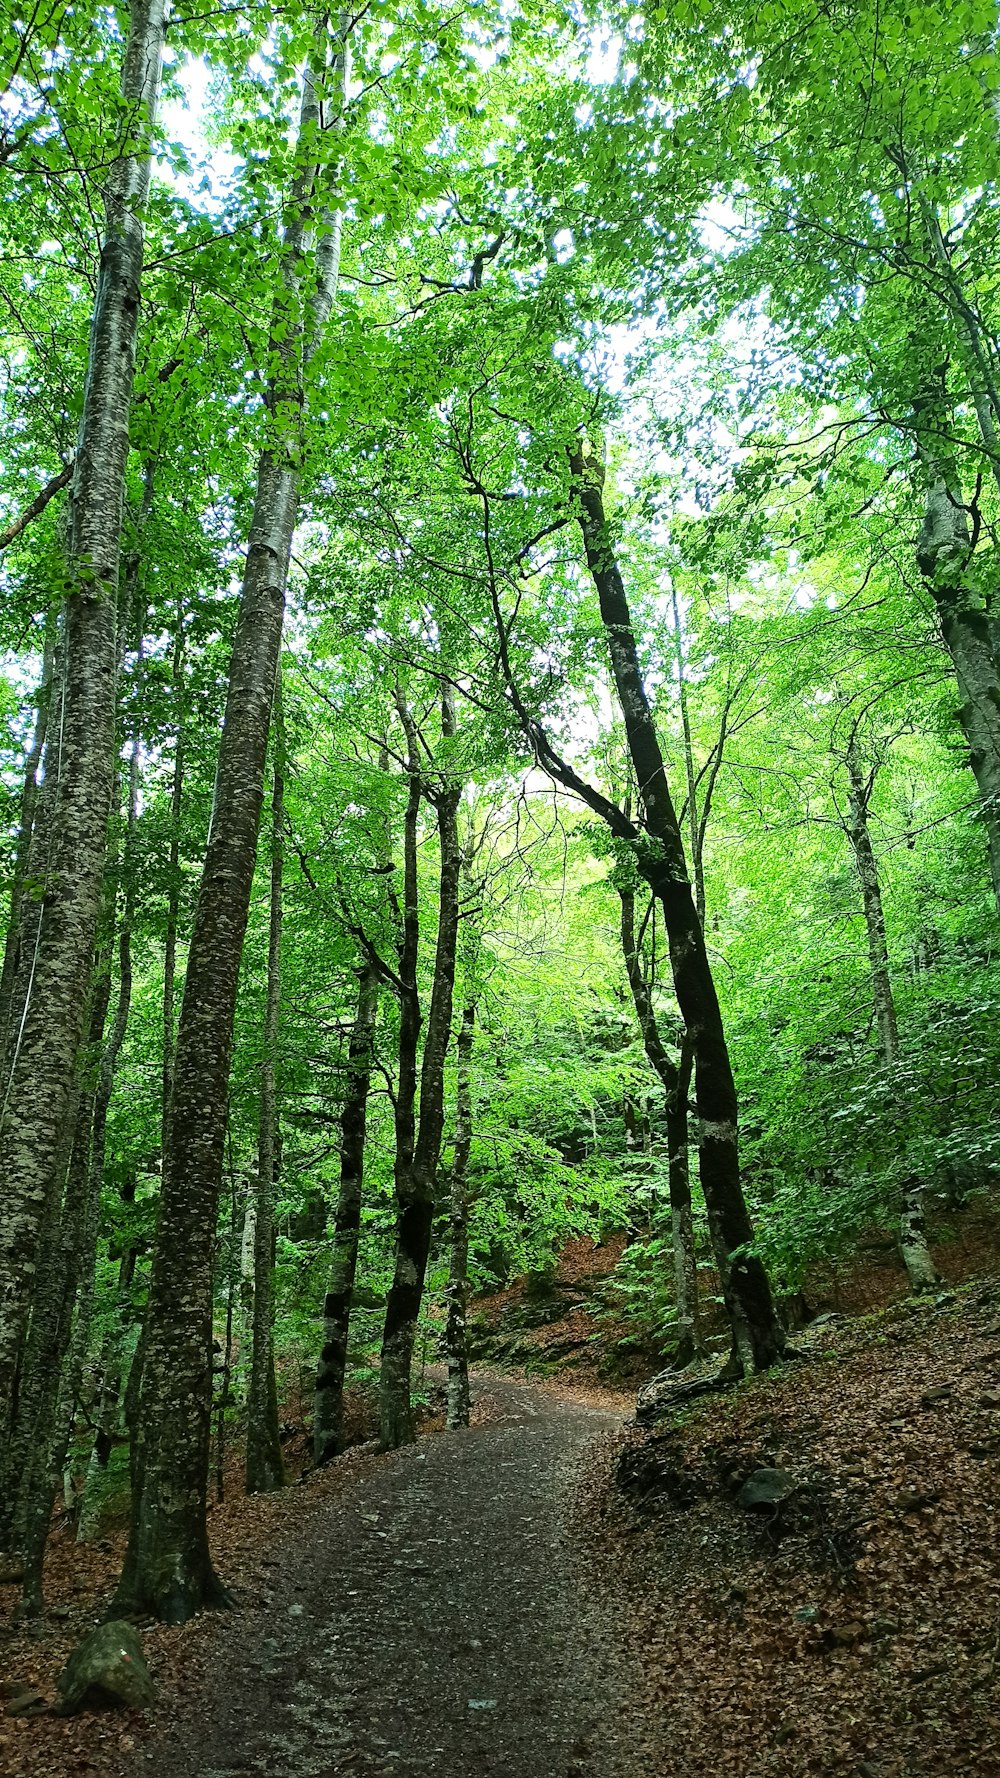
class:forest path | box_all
[133,1378,632,1778]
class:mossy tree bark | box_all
[246,675,286,1496]
[380,692,463,1447]
[842,735,939,1293]
[116,21,349,1622]
[444,1000,476,1429]
[313,960,379,1463]
[564,442,784,1372]
[0,0,166,1429]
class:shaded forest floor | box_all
[587,1279,1000,1778]
[4,1220,1000,1778]
[1,1380,631,1778]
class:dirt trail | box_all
[129,1378,632,1778]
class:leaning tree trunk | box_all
[916,470,1000,912]
[313,961,379,1463]
[570,443,783,1372]
[246,679,286,1496]
[0,0,166,1432]
[619,889,703,1364]
[116,23,350,1622]
[445,1001,476,1430]
[380,695,463,1448]
[843,737,938,1293]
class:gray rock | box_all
[738,1467,795,1510]
[55,1620,155,1714]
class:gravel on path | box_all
[131,1379,634,1778]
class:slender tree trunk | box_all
[445,1002,476,1430]
[246,677,286,1495]
[313,961,379,1462]
[116,25,349,1621]
[380,694,463,1447]
[619,890,702,1363]
[843,738,939,1293]
[0,0,166,1428]
[570,443,783,1371]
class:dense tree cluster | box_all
[0,0,997,1622]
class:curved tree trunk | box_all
[116,22,350,1622]
[0,0,166,1431]
[569,442,783,1372]
[313,960,379,1463]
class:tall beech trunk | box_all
[117,24,349,1622]
[445,1001,476,1430]
[162,602,186,1163]
[0,627,55,1055]
[843,738,939,1293]
[380,694,463,1448]
[569,443,783,1372]
[0,0,166,1428]
[246,680,286,1495]
[916,470,1000,909]
[619,889,702,1364]
[313,961,379,1463]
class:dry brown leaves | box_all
[578,1281,1000,1778]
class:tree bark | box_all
[313,960,379,1462]
[619,889,703,1363]
[246,676,286,1495]
[569,443,783,1372]
[0,625,56,1055]
[843,737,938,1293]
[116,22,349,1622]
[380,693,463,1447]
[916,468,1000,911]
[0,0,166,1430]
[445,1001,476,1429]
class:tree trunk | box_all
[0,625,55,1055]
[116,22,349,1622]
[246,676,286,1495]
[313,961,379,1463]
[570,443,783,1372]
[161,595,186,1165]
[619,889,702,1364]
[445,1001,476,1429]
[843,737,939,1293]
[380,693,463,1447]
[916,470,1000,911]
[0,0,166,1429]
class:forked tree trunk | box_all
[619,890,702,1364]
[380,694,463,1447]
[445,1001,476,1429]
[314,961,379,1463]
[843,737,938,1293]
[570,443,783,1372]
[116,23,350,1622]
[0,0,166,1431]
[246,679,286,1495]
